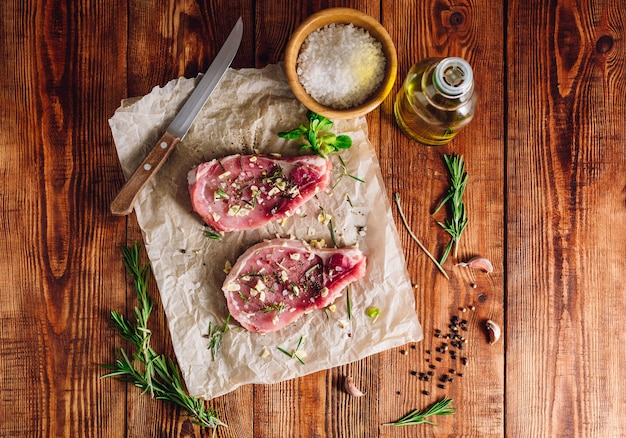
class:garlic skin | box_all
[456,256,493,273]
[486,320,501,344]
[344,376,365,397]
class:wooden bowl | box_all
[284,8,397,120]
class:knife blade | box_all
[110,17,243,216]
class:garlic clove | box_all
[344,376,365,397]
[485,320,501,344]
[456,256,493,273]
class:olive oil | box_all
[394,57,476,146]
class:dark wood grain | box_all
[507,0,626,436]
[1,0,626,436]
[378,0,505,436]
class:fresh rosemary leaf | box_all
[384,397,456,426]
[329,219,337,247]
[204,228,224,240]
[433,153,468,265]
[204,314,231,361]
[332,154,365,189]
[277,336,306,365]
[102,243,225,432]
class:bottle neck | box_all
[433,57,474,99]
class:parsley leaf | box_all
[278,110,352,158]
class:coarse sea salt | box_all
[297,23,386,109]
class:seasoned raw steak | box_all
[222,238,367,334]
[188,154,331,232]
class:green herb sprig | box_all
[277,336,306,365]
[278,110,352,158]
[433,153,468,265]
[102,243,225,432]
[203,227,224,240]
[384,397,456,426]
[332,155,365,189]
[204,314,231,361]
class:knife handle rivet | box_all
[144,163,152,171]
[160,141,168,149]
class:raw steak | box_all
[188,154,331,232]
[222,238,367,334]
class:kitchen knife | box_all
[110,17,243,216]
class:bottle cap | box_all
[434,57,474,97]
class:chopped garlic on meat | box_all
[289,253,301,261]
[218,170,231,179]
[227,205,239,216]
[320,287,329,298]
[224,282,240,292]
[275,180,286,191]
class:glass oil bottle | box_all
[394,57,477,146]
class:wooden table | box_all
[2,0,625,436]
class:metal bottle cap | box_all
[434,57,474,97]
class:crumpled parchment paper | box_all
[109,64,422,400]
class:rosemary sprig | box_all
[433,153,468,265]
[204,314,231,361]
[332,155,365,189]
[102,243,226,432]
[203,227,224,240]
[328,220,338,247]
[277,336,306,365]
[383,397,456,426]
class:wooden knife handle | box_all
[110,131,180,216]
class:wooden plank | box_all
[379,0,505,436]
[0,0,130,436]
[506,0,626,436]
[126,0,254,95]
[120,2,256,437]
[252,2,383,437]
